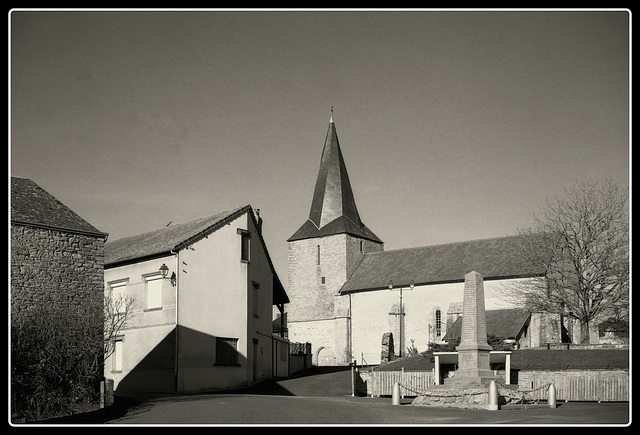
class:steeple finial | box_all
[330,106,334,123]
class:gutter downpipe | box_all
[172,249,179,392]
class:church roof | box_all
[339,235,544,294]
[11,176,107,238]
[288,118,382,243]
[444,308,532,341]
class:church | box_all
[286,116,575,366]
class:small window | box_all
[238,229,251,262]
[317,245,321,265]
[110,281,128,314]
[215,337,239,366]
[321,277,325,284]
[252,281,260,318]
[145,275,163,310]
[435,309,442,337]
[360,240,364,252]
[113,338,123,372]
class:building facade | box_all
[286,118,577,367]
[104,205,289,393]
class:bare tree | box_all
[103,293,136,361]
[506,178,629,344]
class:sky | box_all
[10,9,630,279]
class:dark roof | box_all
[288,216,382,243]
[376,348,629,371]
[10,176,107,238]
[444,308,532,341]
[105,205,289,305]
[510,348,629,370]
[288,120,382,244]
[105,205,250,265]
[340,235,544,294]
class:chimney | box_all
[254,208,263,235]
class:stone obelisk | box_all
[446,271,500,387]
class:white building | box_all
[104,205,289,393]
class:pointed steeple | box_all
[288,116,382,243]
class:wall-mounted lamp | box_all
[159,263,176,287]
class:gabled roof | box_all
[444,308,532,342]
[11,176,107,238]
[340,235,544,294]
[104,205,250,266]
[288,119,382,244]
[105,205,289,305]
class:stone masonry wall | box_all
[287,234,383,365]
[11,224,105,319]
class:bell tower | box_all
[287,114,383,365]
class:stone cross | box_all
[446,271,499,387]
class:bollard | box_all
[548,383,557,408]
[487,380,499,411]
[392,382,401,405]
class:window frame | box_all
[108,279,129,314]
[112,336,124,373]
[143,273,163,311]
[215,337,240,366]
[237,229,251,263]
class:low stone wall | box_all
[411,386,525,409]
[290,353,313,375]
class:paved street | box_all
[106,367,631,426]
[109,393,630,426]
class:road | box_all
[107,367,630,426]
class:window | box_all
[360,240,364,252]
[238,229,251,262]
[435,309,442,337]
[110,281,127,314]
[215,337,239,366]
[252,281,260,318]
[317,245,321,265]
[145,275,163,310]
[113,338,123,372]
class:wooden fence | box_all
[359,369,629,402]
[359,369,434,397]
[518,370,629,402]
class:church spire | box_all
[288,116,382,243]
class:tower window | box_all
[360,240,364,252]
[317,245,321,265]
[435,309,442,337]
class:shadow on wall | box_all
[114,326,248,394]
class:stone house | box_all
[11,176,108,403]
[11,177,108,316]
[103,205,289,394]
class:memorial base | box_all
[411,385,524,410]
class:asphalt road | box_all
[105,367,631,426]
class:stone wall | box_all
[287,234,382,365]
[11,224,105,319]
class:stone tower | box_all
[287,115,383,365]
